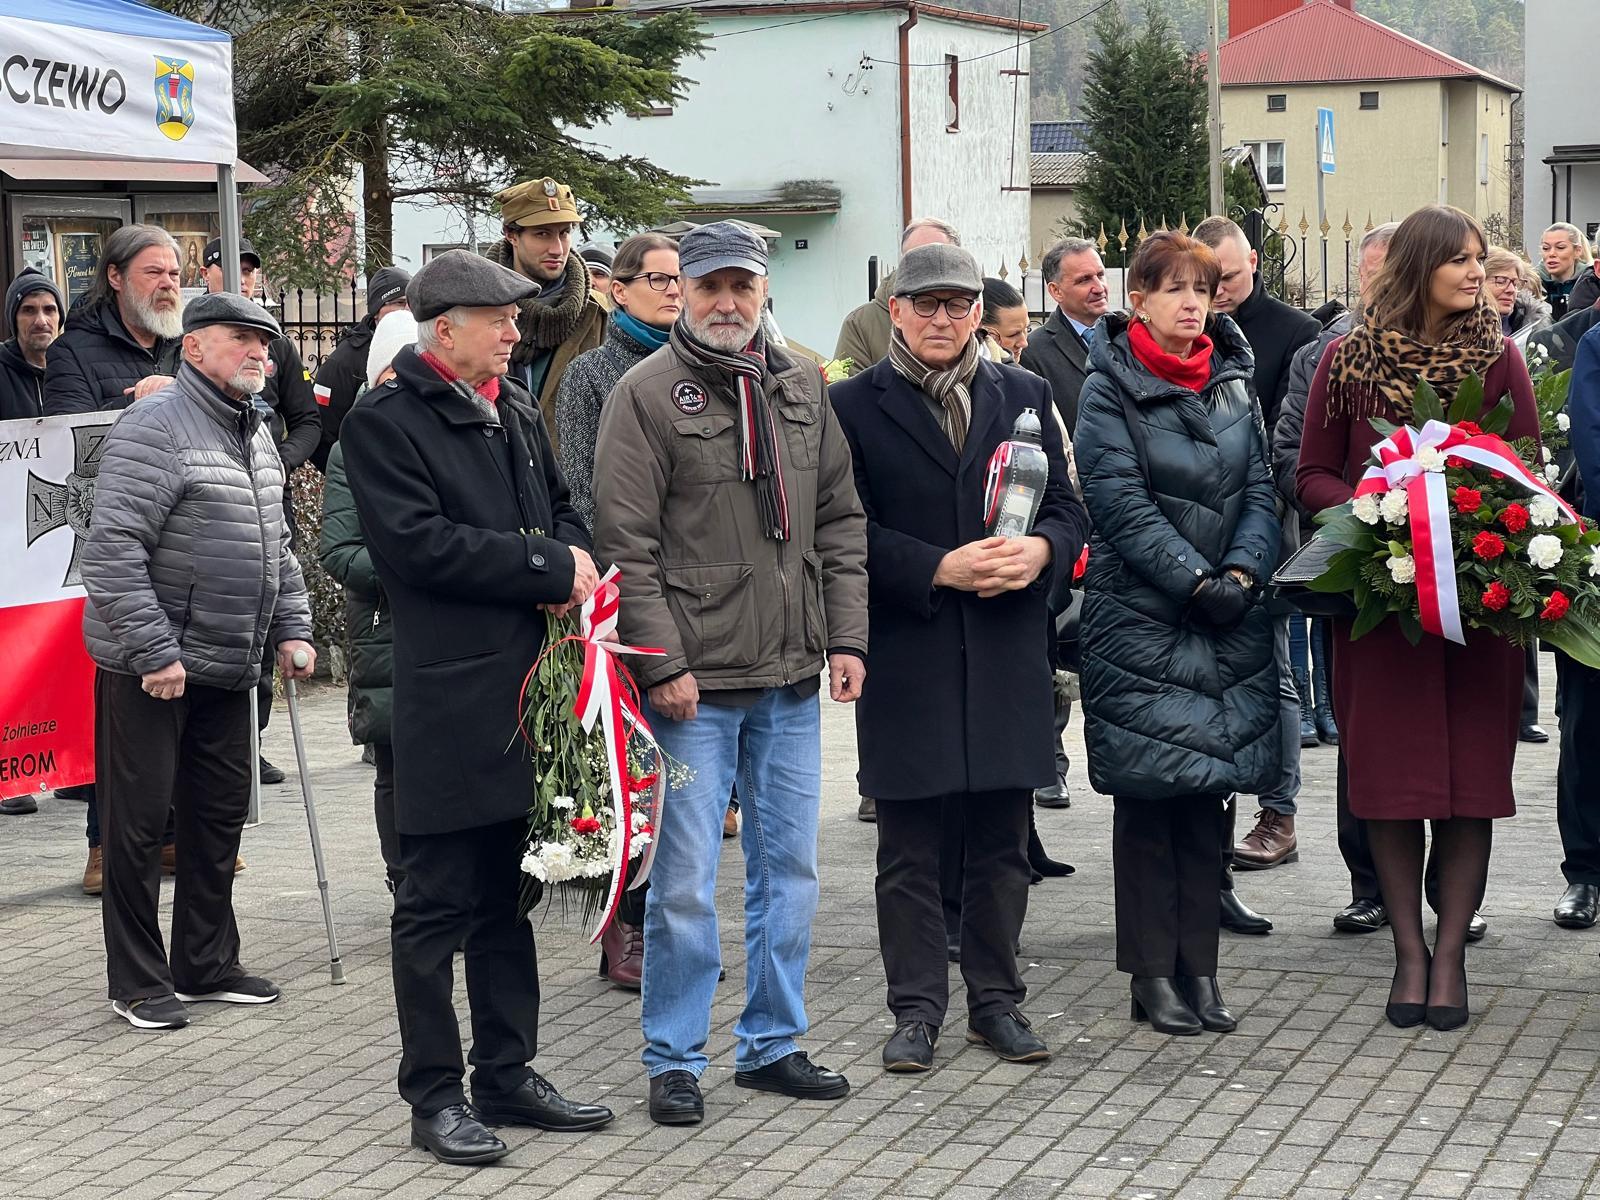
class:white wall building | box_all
[1523,0,1597,250]
[391,0,1036,355]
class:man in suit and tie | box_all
[1018,237,1109,437]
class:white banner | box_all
[0,10,235,165]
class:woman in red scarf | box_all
[1073,232,1282,1036]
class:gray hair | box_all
[1192,215,1250,253]
[82,223,179,311]
[900,217,961,249]
[1358,221,1400,260]
[1041,237,1099,286]
[414,306,468,351]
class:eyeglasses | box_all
[617,272,680,292]
[1488,275,1519,289]
[908,294,976,319]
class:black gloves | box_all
[1189,572,1255,631]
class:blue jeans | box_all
[640,687,821,1079]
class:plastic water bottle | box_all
[983,408,1050,537]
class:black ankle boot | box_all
[1311,651,1339,745]
[1178,976,1236,1032]
[1027,809,1074,879]
[1129,977,1202,1035]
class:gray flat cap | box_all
[893,244,982,297]
[679,221,768,279]
[408,249,538,320]
[182,291,281,338]
[578,242,616,272]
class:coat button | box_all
[1177,554,1186,563]
[1195,568,1204,576]
[532,553,546,568]
[483,427,494,438]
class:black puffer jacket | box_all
[1073,313,1281,801]
[43,300,179,415]
[312,319,374,470]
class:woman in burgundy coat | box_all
[1298,205,1537,1033]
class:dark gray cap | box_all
[679,221,768,279]
[182,291,281,338]
[203,236,261,268]
[893,244,983,297]
[408,249,538,320]
[578,242,616,272]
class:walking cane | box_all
[285,649,346,985]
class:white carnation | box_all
[1530,497,1561,528]
[1528,534,1565,570]
[551,795,576,810]
[1379,488,1409,524]
[1590,546,1600,578]
[1547,463,1562,484]
[1558,412,1572,432]
[1542,445,1555,464]
[1351,494,1381,525]
[1533,342,1551,362]
[1386,554,1417,585]
[1415,446,1447,472]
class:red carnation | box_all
[1500,503,1530,533]
[571,816,603,835]
[1454,486,1483,513]
[1447,455,1468,469]
[1472,531,1506,560]
[1542,590,1571,621]
[1455,420,1484,437]
[1481,581,1511,612]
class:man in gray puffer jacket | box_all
[81,292,316,1032]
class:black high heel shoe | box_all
[1385,955,1430,1029]
[1178,976,1237,1032]
[1425,962,1469,1031]
[1129,977,1201,1035]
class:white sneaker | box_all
[112,996,190,1029]
[176,975,280,1004]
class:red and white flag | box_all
[0,412,118,799]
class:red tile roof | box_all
[1217,0,1517,91]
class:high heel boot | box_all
[1129,977,1202,1035]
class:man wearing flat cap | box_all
[830,244,1088,1074]
[81,292,316,1032]
[488,176,606,446]
[594,220,869,1126]
[341,249,612,1167]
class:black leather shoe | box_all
[1033,778,1071,809]
[1333,898,1388,934]
[474,1071,614,1132]
[257,757,287,784]
[1178,976,1237,1032]
[946,936,960,963]
[1220,889,1272,935]
[966,1011,1050,1062]
[1554,883,1600,929]
[857,796,876,823]
[648,1070,704,1125]
[736,1051,849,1099]
[883,1021,938,1072]
[1129,977,1202,1035]
[1466,911,1488,943]
[0,794,38,815]
[1520,723,1550,744]
[410,1104,509,1166]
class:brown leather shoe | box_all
[83,846,103,895]
[1233,809,1298,870]
[722,805,739,839]
[598,919,644,989]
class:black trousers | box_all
[1114,794,1225,978]
[1051,692,1071,781]
[96,669,250,1003]
[371,744,403,889]
[1556,654,1600,885]
[877,790,1030,1025]
[256,664,273,736]
[1336,751,1380,902]
[392,818,539,1116]
[1523,644,1540,727]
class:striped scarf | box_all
[670,321,790,540]
[888,327,981,453]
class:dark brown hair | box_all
[610,233,679,283]
[1127,231,1220,300]
[1367,204,1487,340]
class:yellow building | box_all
[1218,0,1519,275]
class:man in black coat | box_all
[831,245,1089,1073]
[341,250,612,1167]
[0,267,62,424]
[312,265,411,469]
[1195,216,1319,907]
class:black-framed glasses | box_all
[908,294,976,319]
[617,272,680,292]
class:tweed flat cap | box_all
[406,250,538,320]
[893,244,983,297]
[679,221,768,279]
[497,177,581,229]
[182,291,281,338]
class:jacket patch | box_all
[672,380,708,415]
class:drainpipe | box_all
[898,4,918,228]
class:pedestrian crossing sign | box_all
[1318,107,1336,175]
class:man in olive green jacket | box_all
[594,222,867,1127]
[833,217,960,376]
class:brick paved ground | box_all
[2,675,1599,1200]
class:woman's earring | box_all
[1138,312,1150,324]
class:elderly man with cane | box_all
[81,292,316,1032]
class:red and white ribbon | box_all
[1352,419,1582,644]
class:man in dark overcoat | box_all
[341,250,613,1167]
[830,244,1089,1073]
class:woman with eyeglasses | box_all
[1485,248,1552,353]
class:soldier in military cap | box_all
[340,249,612,1167]
[487,177,606,446]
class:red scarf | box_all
[1128,319,1213,392]
[419,349,502,405]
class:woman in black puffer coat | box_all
[1074,232,1281,1037]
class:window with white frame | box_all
[1244,140,1286,190]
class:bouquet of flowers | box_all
[820,358,855,385]
[516,570,690,938]
[1307,370,1600,667]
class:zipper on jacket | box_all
[777,538,792,686]
[245,423,272,691]
[372,597,381,630]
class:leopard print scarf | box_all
[1323,300,1504,424]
